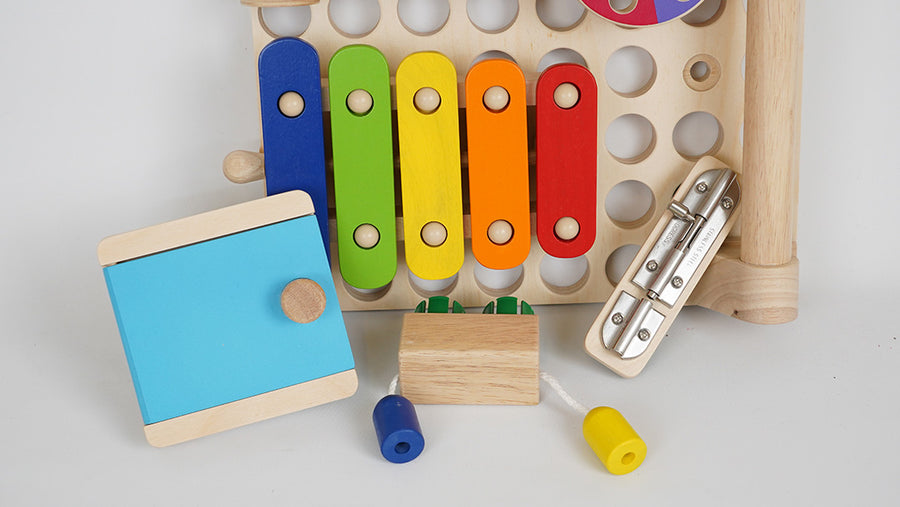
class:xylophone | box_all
[224,0,801,328]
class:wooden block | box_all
[396,51,464,281]
[99,191,356,446]
[328,45,397,290]
[465,59,531,270]
[535,63,597,259]
[259,37,330,258]
[399,313,539,405]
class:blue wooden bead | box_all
[372,395,424,463]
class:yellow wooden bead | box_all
[553,82,579,109]
[278,91,305,117]
[582,406,646,475]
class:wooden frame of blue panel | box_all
[98,191,357,447]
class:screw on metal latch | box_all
[721,197,734,209]
[696,182,709,193]
[672,276,684,288]
[638,329,651,341]
[646,260,658,272]
[611,313,624,325]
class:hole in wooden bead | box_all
[536,0,586,31]
[540,254,590,294]
[554,216,580,241]
[347,89,373,115]
[483,86,510,113]
[673,111,723,160]
[605,46,656,97]
[397,0,450,35]
[474,262,524,294]
[487,219,514,245]
[421,221,448,247]
[605,244,640,284]
[281,279,327,324]
[553,83,580,109]
[414,87,441,114]
[278,91,305,118]
[353,223,380,249]
[328,0,381,37]
[467,0,519,34]
[605,180,655,228]
[682,0,725,27]
[683,54,721,92]
[259,6,311,38]
[609,0,637,15]
[622,452,636,465]
[605,114,656,163]
[537,48,587,73]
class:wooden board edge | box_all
[690,241,799,324]
[143,369,358,447]
[98,190,314,267]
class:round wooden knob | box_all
[281,278,326,324]
[347,88,373,115]
[278,91,305,118]
[414,87,441,114]
[421,221,448,247]
[553,82,579,109]
[483,85,510,112]
[554,216,580,241]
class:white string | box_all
[387,374,399,395]
[540,371,589,416]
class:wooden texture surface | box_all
[396,52,464,281]
[399,313,539,405]
[144,370,357,447]
[98,190,313,267]
[280,278,327,323]
[228,0,801,324]
[465,58,531,270]
[741,0,805,266]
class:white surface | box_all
[1,1,899,505]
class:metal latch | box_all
[584,161,741,376]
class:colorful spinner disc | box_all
[581,0,704,27]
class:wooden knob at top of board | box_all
[281,278,326,324]
[241,1,320,7]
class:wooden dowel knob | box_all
[281,278,326,324]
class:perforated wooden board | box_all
[227,0,799,322]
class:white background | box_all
[2,1,899,505]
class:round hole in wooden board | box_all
[682,0,725,27]
[343,279,393,303]
[408,271,459,298]
[397,0,450,36]
[467,0,520,34]
[605,114,656,164]
[474,262,525,295]
[535,0,586,31]
[605,46,656,97]
[259,6,311,38]
[605,244,641,285]
[683,54,721,92]
[673,111,723,160]
[605,180,656,228]
[471,50,517,69]
[536,48,588,74]
[328,0,381,38]
[539,254,590,294]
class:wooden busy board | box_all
[225,0,802,325]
